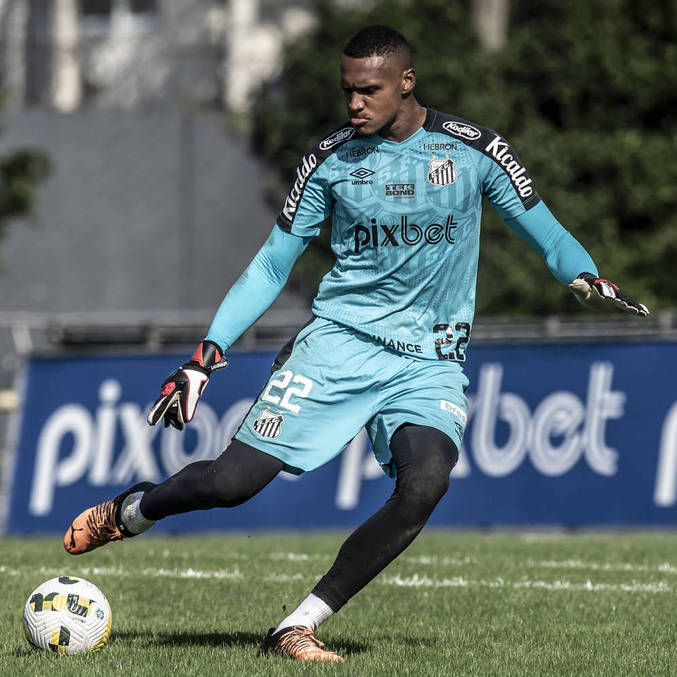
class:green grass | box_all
[1,531,676,675]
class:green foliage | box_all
[0,148,50,234]
[2,533,677,674]
[251,0,676,314]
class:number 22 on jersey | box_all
[261,370,313,414]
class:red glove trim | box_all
[161,382,177,396]
[190,341,223,368]
[594,278,619,290]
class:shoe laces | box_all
[278,626,325,655]
[86,500,123,545]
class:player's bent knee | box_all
[401,470,450,509]
[391,425,458,509]
[397,450,453,510]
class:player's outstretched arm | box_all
[569,273,649,317]
[148,225,310,429]
[503,202,649,317]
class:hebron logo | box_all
[281,153,318,222]
[354,215,458,253]
[484,135,534,198]
[319,127,355,151]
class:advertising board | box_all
[4,342,677,533]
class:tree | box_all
[0,107,50,248]
[251,0,676,314]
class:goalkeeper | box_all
[63,25,648,663]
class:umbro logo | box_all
[350,167,374,179]
[349,167,374,185]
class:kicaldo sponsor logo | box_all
[484,135,534,198]
[281,153,317,222]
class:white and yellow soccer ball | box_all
[23,576,112,655]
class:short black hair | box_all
[343,25,412,63]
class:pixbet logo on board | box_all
[21,361,677,519]
[27,381,258,516]
[336,362,632,508]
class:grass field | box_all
[1,531,676,675]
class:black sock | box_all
[312,425,458,611]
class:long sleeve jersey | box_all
[206,107,597,360]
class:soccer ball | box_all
[23,576,112,655]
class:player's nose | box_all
[347,92,364,113]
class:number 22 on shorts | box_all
[261,370,313,414]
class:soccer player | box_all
[63,26,648,663]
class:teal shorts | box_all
[235,317,469,476]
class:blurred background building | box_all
[0,0,320,390]
[0,0,674,401]
[2,0,318,112]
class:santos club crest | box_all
[253,409,284,439]
[427,158,457,186]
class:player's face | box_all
[340,54,415,137]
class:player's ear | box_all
[401,68,416,96]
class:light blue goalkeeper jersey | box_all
[206,107,597,360]
[277,108,541,361]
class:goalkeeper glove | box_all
[568,272,649,317]
[147,340,229,430]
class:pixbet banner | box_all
[4,342,677,533]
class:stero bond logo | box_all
[319,127,355,151]
[442,120,481,140]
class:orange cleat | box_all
[261,626,345,663]
[64,482,155,555]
